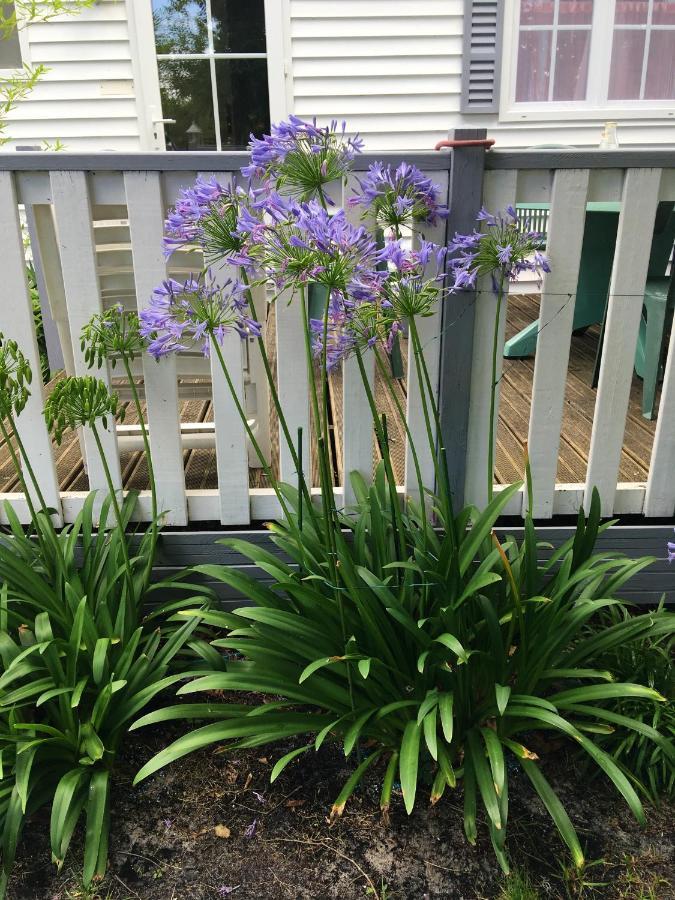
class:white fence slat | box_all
[342,174,375,507]
[405,169,448,501]
[464,169,518,510]
[210,324,251,525]
[585,168,662,514]
[645,327,675,517]
[527,169,590,518]
[50,170,122,495]
[0,172,61,519]
[245,281,271,467]
[275,289,310,488]
[124,171,188,526]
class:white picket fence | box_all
[0,149,673,527]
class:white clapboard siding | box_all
[342,175,375,508]
[0,172,61,518]
[527,169,590,518]
[3,0,141,151]
[464,169,518,510]
[124,171,188,526]
[275,289,310,489]
[404,170,449,502]
[289,0,463,151]
[50,170,122,496]
[644,327,675,517]
[585,168,662,514]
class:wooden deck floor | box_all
[0,294,658,495]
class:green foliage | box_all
[498,867,540,900]
[26,263,50,383]
[0,492,215,893]
[0,333,31,418]
[591,623,674,802]
[0,2,96,38]
[133,470,674,872]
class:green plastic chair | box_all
[634,272,675,420]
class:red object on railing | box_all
[433,138,496,151]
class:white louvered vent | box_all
[461,0,503,113]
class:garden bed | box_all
[9,705,674,900]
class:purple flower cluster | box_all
[668,531,675,563]
[350,162,449,229]
[164,176,231,256]
[447,206,550,293]
[140,273,261,359]
[242,195,383,296]
[242,116,364,200]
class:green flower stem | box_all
[89,421,136,604]
[238,270,318,528]
[407,318,455,530]
[354,347,406,565]
[8,416,49,515]
[371,346,427,529]
[487,278,506,503]
[208,332,295,527]
[298,285,355,704]
[120,356,157,592]
[0,416,41,529]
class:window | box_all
[152,0,270,150]
[0,3,22,69]
[609,1,675,99]
[512,0,675,108]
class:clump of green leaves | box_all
[592,624,674,802]
[132,473,674,873]
[44,375,123,443]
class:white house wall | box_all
[287,0,675,151]
[3,0,144,151]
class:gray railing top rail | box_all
[485,148,675,170]
[0,150,453,173]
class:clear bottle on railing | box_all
[599,121,619,149]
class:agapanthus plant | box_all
[130,119,672,878]
[242,115,363,203]
[350,161,449,232]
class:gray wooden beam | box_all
[438,129,488,508]
[0,151,453,173]
[486,149,675,170]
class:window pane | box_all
[558,1,593,26]
[516,30,552,101]
[211,0,266,53]
[652,0,675,25]
[645,30,675,98]
[553,29,590,99]
[608,29,645,98]
[215,58,269,148]
[520,1,554,26]
[614,0,649,24]
[158,59,217,150]
[152,0,207,54]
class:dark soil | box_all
[8,713,675,900]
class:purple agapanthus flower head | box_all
[242,116,363,201]
[447,207,550,293]
[163,176,250,265]
[350,161,449,229]
[140,272,261,359]
[667,531,675,563]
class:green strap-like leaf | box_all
[520,759,584,869]
[399,720,421,815]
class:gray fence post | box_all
[438,128,488,508]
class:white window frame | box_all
[499,0,675,122]
[131,0,289,151]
